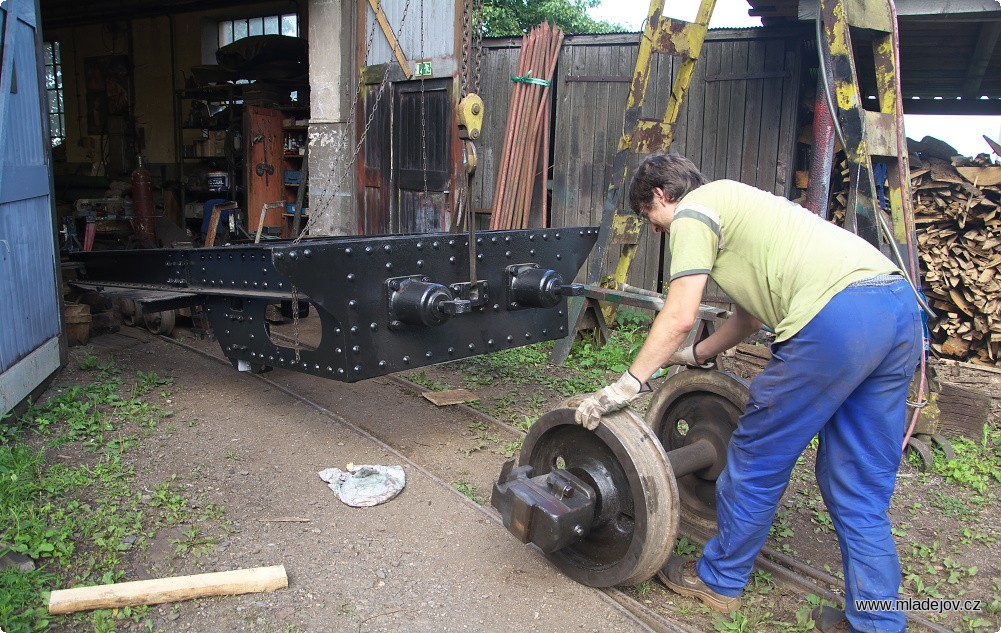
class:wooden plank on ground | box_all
[422,388,480,406]
[48,565,288,615]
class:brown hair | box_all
[627,154,707,215]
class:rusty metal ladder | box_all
[814,0,918,275]
[551,0,718,364]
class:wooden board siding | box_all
[477,29,805,296]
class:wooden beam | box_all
[48,565,288,615]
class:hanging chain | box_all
[470,0,485,95]
[458,0,484,97]
[294,0,414,243]
[459,0,473,96]
[419,0,429,199]
[287,0,414,360]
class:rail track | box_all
[165,331,952,633]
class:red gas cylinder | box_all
[132,154,157,248]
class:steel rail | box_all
[159,331,951,633]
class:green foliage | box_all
[566,308,651,375]
[0,370,216,633]
[481,0,625,36]
[451,475,485,504]
[0,567,56,632]
[931,428,1001,494]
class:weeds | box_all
[451,475,485,504]
[0,364,219,633]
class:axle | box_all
[492,423,722,553]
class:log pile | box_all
[821,140,1001,365]
[912,159,1001,364]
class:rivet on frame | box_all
[555,232,561,239]
[487,339,495,347]
[385,262,393,270]
[542,329,548,335]
[370,322,378,331]
[448,347,455,355]
[432,241,440,249]
[350,326,359,334]
[347,273,355,281]
[490,237,497,244]
[352,345,361,353]
[384,244,392,252]
[505,251,511,258]
[349,300,358,309]
[417,259,424,268]
[530,249,536,256]
[379,360,387,368]
[425,351,433,359]
[506,335,513,343]
[314,364,320,370]
[345,247,353,255]
[403,356,410,364]
[468,343,475,351]
[525,332,532,339]
[449,256,456,264]
[354,365,362,372]
[338,368,345,375]
[327,366,334,373]
[365,246,373,253]
[556,254,562,260]
[416,241,423,250]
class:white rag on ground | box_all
[317,464,406,507]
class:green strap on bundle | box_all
[511,73,551,87]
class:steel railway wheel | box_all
[516,406,679,587]
[645,369,748,524]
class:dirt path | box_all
[81,329,647,633]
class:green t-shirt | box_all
[668,180,900,342]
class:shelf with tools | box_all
[281,112,309,237]
[174,86,243,240]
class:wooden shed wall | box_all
[474,28,805,293]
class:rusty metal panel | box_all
[1,0,61,411]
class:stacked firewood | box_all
[912,159,1001,364]
[823,143,1001,365]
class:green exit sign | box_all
[415,62,433,77]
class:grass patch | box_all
[0,357,211,633]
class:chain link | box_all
[288,0,414,355]
[471,0,485,95]
[419,0,428,198]
[292,0,414,242]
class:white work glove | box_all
[575,371,651,431]
[668,344,714,369]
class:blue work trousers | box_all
[698,280,921,633]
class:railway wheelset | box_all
[492,368,748,587]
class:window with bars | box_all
[43,41,65,147]
[218,13,299,47]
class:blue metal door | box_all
[0,0,62,414]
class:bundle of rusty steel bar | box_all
[489,22,564,230]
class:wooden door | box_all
[393,78,452,234]
[358,83,391,235]
[245,105,284,235]
[0,0,63,414]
